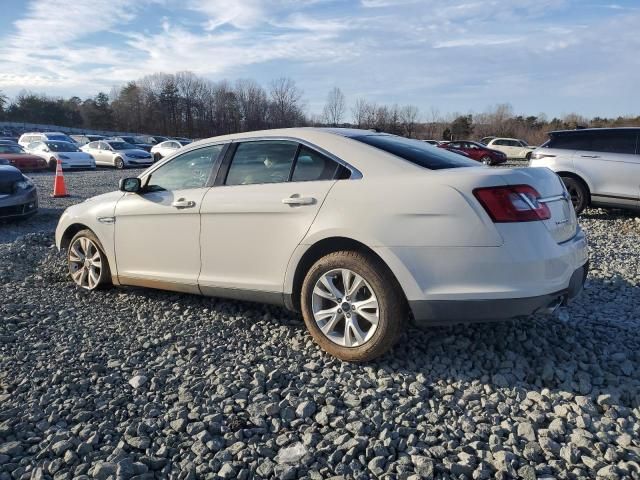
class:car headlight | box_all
[16,176,34,190]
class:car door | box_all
[198,140,341,299]
[581,130,639,208]
[93,142,113,165]
[114,144,224,292]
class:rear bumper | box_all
[410,261,588,325]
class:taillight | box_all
[473,185,551,222]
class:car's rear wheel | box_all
[525,151,532,161]
[561,176,588,214]
[68,229,111,290]
[114,157,124,169]
[480,156,492,165]
[300,251,406,362]
[153,153,162,162]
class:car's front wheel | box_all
[68,229,111,290]
[480,156,492,165]
[301,251,406,362]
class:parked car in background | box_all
[479,136,496,145]
[0,163,38,220]
[150,139,191,162]
[530,128,640,214]
[70,134,105,146]
[18,132,74,148]
[27,140,96,170]
[56,128,587,361]
[422,139,443,146]
[485,138,536,160]
[136,135,169,145]
[171,137,193,144]
[439,140,507,165]
[109,136,154,152]
[0,143,47,171]
[0,137,18,144]
[81,140,153,169]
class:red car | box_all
[439,140,507,165]
[0,143,47,171]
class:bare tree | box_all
[351,98,371,128]
[399,105,419,138]
[268,77,305,128]
[322,87,346,126]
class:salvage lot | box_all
[1,169,640,479]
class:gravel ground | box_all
[1,168,639,479]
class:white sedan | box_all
[26,140,96,170]
[150,139,191,162]
[55,128,588,361]
[81,140,153,169]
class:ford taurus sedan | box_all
[55,128,588,361]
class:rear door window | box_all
[353,135,477,170]
[590,131,637,154]
[291,146,340,182]
[225,141,298,186]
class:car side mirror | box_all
[119,177,141,193]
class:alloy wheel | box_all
[481,156,492,165]
[68,236,103,290]
[311,268,379,347]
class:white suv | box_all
[485,137,536,160]
[18,132,74,148]
[530,128,640,214]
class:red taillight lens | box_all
[473,185,551,222]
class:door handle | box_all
[172,198,196,209]
[282,196,315,206]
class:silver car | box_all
[81,140,153,169]
[530,128,640,213]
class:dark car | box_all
[0,163,38,220]
[439,140,507,165]
[70,134,105,146]
[110,136,153,152]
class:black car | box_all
[0,162,38,220]
[109,136,153,152]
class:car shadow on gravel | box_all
[92,272,640,410]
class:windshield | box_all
[45,141,80,152]
[108,142,135,151]
[352,134,478,170]
[0,145,25,154]
[47,134,72,142]
[120,137,138,144]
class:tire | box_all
[525,151,532,161]
[480,156,492,165]
[114,157,124,169]
[561,176,588,215]
[153,153,162,163]
[49,158,57,171]
[67,229,112,290]
[300,250,406,362]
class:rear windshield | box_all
[352,134,477,170]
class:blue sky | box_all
[0,0,639,120]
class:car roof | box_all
[550,127,640,135]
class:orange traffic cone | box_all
[52,158,69,197]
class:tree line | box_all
[0,71,638,144]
